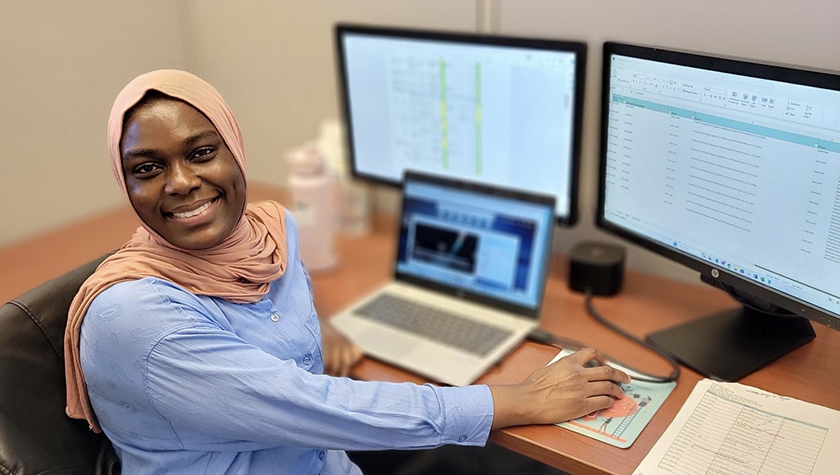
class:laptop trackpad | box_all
[357,328,418,359]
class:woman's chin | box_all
[161,225,228,250]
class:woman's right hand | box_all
[488,348,631,430]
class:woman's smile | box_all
[166,196,221,224]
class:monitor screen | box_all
[336,24,585,224]
[397,173,555,314]
[600,44,840,330]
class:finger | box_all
[334,348,344,376]
[340,347,353,377]
[322,348,331,371]
[614,369,631,385]
[326,348,338,375]
[350,346,364,364]
[586,365,631,384]
[582,395,617,415]
[567,348,606,365]
[589,380,626,400]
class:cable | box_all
[527,290,681,383]
[584,290,680,383]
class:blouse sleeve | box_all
[144,313,494,453]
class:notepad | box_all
[633,379,840,475]
[548,349,676,448]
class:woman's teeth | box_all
[172,200,212,219]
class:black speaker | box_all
[568,241,625,296]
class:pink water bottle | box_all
[287,143,338,272]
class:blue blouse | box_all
[79,211,494,474]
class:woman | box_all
[64,70,629,474]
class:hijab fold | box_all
[64,70,287,433]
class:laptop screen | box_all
[396,174,555,312]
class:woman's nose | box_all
[164,161,201,195]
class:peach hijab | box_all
[64,70,287,432]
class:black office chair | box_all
[0,255,120,475]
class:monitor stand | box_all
[646,306,815,381]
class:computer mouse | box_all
[583,359,603,369]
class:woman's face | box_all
[121,99,246,250]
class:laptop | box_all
[331,172,556,386]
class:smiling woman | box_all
[120,93,246,249]
[62,69,628,475]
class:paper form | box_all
[633,379,840,475]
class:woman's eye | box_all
[192,146,217,161]
[133,163,161,177]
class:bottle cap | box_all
[288,143,325,176]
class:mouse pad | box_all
[548,349,676,449]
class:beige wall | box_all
[3,0,839,284]
[0,0,189,246]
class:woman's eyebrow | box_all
[123,130,220,161]
[123,148,159,160]
[183,130,220,149]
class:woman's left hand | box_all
[320,319,363,377]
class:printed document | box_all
[634,379,840,475]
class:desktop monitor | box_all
[598,42,840,381]
[335,24,586,225]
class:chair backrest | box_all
[0,255,119,475]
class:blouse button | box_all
[318,450,326,461]
[303,355,313,366]
[270,313,280,322]
[458,434,468,442]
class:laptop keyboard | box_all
[354,294,513,357]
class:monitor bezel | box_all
[395,170,556,319]
[597,41,840,332]
[334,23,587,226]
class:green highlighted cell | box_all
[475,62,482,175]
[440,59,448,169]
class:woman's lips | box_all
[167,197,220,226]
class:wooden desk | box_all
[314,217,840,475]
[2,185,838,475]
